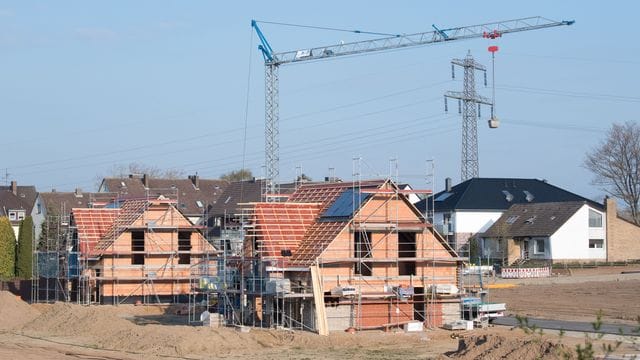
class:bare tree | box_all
[585,121,640,224]
[220,169,253,182]
[107,162,185,179]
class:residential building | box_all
[71,197,217,304]
[415,177,600,256]
[480,201,607,265]
[0,181,40,239]
[604,197,640,262]
[241,179,463,331]
[98,174,228,228]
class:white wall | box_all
[31,195,45,241]
[550,205,606,260]
[453,211,504,234]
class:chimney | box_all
[142,174,149,188]
[75,188,83,197]
[189,174,200,189]
[10,181,17,196]
[604,196,617,215]
[445,177,452,192]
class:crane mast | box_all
[252,17,574,200]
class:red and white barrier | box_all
[501,266,550,279]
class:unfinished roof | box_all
[250,202,321,259]
[482,201,587,238]
[416,178,601,213]
[288,180,385,211]
[72,208,117,256]
[288,180,386,266]
[95,199,150,252]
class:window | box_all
[131,231,145,265]
[589,239,604,249]
[8,211,17,221]
[589,210,603,228]
[37,203,42,214]
[398,232,416,276]
[17,211,25,220]
[506,215,519,224]
[534,239,545,254]
[195,200,204,208]
[178,231,191,264]
[354,231,372,276]
[523,190,535,202]
[502,190,514,202]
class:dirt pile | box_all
[0,291,40,330]
[446,334,572,360]
[19,302,324,357]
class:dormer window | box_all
[8,210,25,221]
[506,215,519,224]
[502,190,514,202]
[523,190,534,202]
[196,200,204,208]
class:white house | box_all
[480,201,606,265]
[416,178,601,258]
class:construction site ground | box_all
[1,265,639,360]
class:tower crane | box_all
[252,16,574,200]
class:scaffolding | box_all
[189,160,465,333]
[32,189,217,307]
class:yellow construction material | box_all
[310,265,329,336]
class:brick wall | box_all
[606,198,640,262]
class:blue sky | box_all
[0,1,637,201]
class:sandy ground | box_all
[485,265,640,324]
[1,266,640,359]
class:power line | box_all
[497,84,640,103]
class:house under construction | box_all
[191,178,465,333]
[32,193,217,305]
[30,176,466,334]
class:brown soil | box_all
[1,269,639,360]
[0,291,40,330]
[489,279,640,324]
[445,334,573,360]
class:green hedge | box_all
[0,217,16,279]
[16,216,33,279]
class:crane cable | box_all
[253,20,401,37]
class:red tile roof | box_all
[72,208,117,256]
[250,202,321,260]
[288,180,385,212]
[94,199,150,253]
[274,180,386,266]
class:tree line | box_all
[0,216,33,279]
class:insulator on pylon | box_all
[484,71,488,86]
[478,104,481,117]
[444,96,448,112]
[451,64,455,79]
[458,100,462,114]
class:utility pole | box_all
[445,51,493,182]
